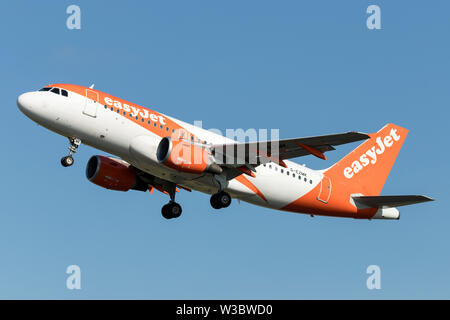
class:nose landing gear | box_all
[61,137,81,167]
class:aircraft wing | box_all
[211,131,370,168]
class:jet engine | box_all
[86,155,147,191]
[156,137,222,174]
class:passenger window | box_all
[148,121,151,124]
[123,112,126,115]
[160,125,163,129]
[39,87,51,91]
[304,178,307,182]
[50,88,60,95]
[310,180,313,184]
[154,123,157,127]
[298,175,301,180]
[61,90,68,97]
[292,174,295,178]
[281,169,284,173]
[166,127,169,131]
[110,107,114,111]
[287,171,289,176]
[269,165,272,169]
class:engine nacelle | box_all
[86,155,147,192]
[157,137,222,175]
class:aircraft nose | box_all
[17,92,42,115]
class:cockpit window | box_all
[39,87,69,97]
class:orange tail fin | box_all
[325,123,409,196]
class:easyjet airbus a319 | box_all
[17,84,433,220]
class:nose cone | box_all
[17,92,43,116]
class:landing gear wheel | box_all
[61,138,81,168]
[61,156,74,167]
[169,202,182,218]
[217,191,231,208]
[161,205,172,219]
[210,191,231,209]
[210,194,222,209]
[161,202,182,219]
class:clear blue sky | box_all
[0,0,448,299]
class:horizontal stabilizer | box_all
[352,195,434,208]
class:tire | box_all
[170,202,182,218]
[61,156,74,167]
[161,204,172,219]
[210,192,231,209]
[217,191,231,208]
[161,202,182,219]
[210,194,222,209]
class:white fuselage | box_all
[17,85,324,214]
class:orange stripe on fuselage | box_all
[235,175,268,203]
[282,124,409,219]
[281,176,378,219]
[49,83,202,143]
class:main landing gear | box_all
[210,191,232,209]
[161,184,183,220]
[210,174,232,210]
[61,137,81,167]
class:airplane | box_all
[16,83,433,220]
